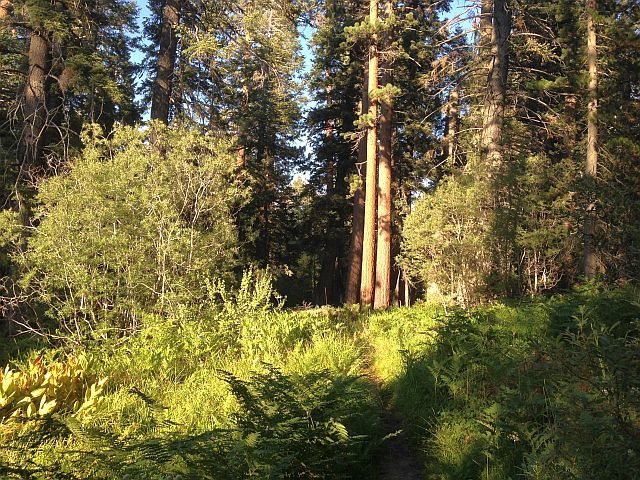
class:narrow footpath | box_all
[367,369,423,480]
[377,408,423,480]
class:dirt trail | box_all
[377,408,423,480]
[367,370,423,480]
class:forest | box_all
[0,0,639,478]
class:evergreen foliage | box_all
[400,0,640,301]
[0,0,139,168]
[0,0,640,476]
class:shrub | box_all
[400,174,496,305]
[20,123,245,331]
[377,291,640,480]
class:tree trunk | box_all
[255,143,274,265]
[150,0,181,124]
[583,0,599,278]
[374,1,393,310]
[236,143,246,169]
[480,0,509,173]
[235,84,250,171]
[360,0,379,308]
[345,68,369,305]
[446,87,460,163]
[22,29,50,168]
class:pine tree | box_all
[181,0,304,270]
[373,0,394,309]
[359,0,379,308]
[0,0,138,197]
[307,0,367,304]
[344,76,368,305]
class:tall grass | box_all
[1,280,639,479]
[0,271,382,479]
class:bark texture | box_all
[374,112,391,308]
[150,0,181,123]
[360,0,379,308]
[374,1,393,310]
[446,87,460,162]
[345,69,369,304]
[480,0,510,173]
[22,29,50,168]
[583,0,599,278]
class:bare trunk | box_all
[235,85,249,171]
[150,0,181,123]
[373,130,391,307]
[583,0,599,278]
[360,0,379,308]
[345,66,369,304]
[480,0,509,173]
[404,275,410,306]
[256,144,274,265]
[22,29,50,168]
[345,179,365,304]
[374,2,393,310]
[236,144,246,169]
[446,87,460,162]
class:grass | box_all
[1,283,640,479]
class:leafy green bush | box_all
[401,154,579,304]
[20,123,245,330]
[400,174,496,305]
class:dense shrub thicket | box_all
[400,156,577,305]
[17,124,244,331]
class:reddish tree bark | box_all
[345,66,369,305]
[480,0,510,173]
[360,0,379,308]
[374,0,393,310]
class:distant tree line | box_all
[1,0,639,331]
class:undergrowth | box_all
[366,285,640,479]
[1,280,639,479]
[0,270,381,479]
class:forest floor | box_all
[2,289,639,479]
[367,367,423,479]
[377,407,423,480]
